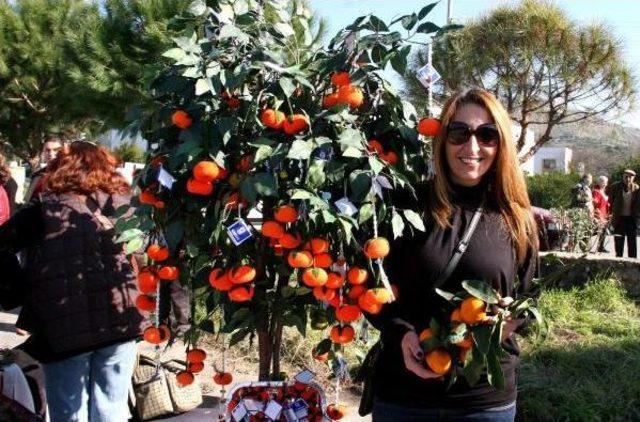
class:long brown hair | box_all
[431,88,536,263]
[44,141,130,196]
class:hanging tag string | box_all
[372,200,395,301]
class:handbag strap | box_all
[434,202,484,285]
[83,195,115,230]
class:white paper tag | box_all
[294,369,316,384]
[334,197,357,217]
[243,398,262,413]
[264,400,283,420]
[157,166,176,189]
[231,402,248,421]
[415,62,441,88]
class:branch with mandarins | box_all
[411,280,546,390]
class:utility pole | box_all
[447,0,453,24]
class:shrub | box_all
[112,142,146,163]
[526,172,581,209]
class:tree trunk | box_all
[258,328,272,381]
[271,319,284,377]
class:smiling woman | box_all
[364,88,539,422]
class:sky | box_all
[309,0,640,128]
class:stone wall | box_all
[539,252,640,297]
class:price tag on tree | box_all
[227,219,253,246]
[415,63,441,89]
[156,165,176,189]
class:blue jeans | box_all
[43,340,137,422]
[373,400,516,422]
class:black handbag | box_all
[357,203,485,416]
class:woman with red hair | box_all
[0,141,144,422]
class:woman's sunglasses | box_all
[446,122,500,146]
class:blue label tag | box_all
[227,219,252,246]
[291,398,309,416]
[157,166,176,190]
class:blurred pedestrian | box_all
[25,136,63,201]
[572,173,594,216]
[0,141,145,421]
[592,175,610,253]
[607,169,639,258]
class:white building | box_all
[516,124,572,175]
[530,147,573,174]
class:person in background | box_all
[366,88,538,422]
[26,136,63,201]
[0,153,11,225]
[0,141,145,421]
[607,169,639,258]
[592,175,610,253]
[572,173,594,217]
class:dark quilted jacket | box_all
[22,192,144,355]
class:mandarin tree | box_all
[118,0,447,382]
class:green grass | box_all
[518,277,640,421]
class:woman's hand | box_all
[401,331,443,380]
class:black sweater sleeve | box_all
[0,200,43,253]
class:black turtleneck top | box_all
[368,181,538,411]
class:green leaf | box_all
[199,319,216,334]
[434,288,456,302]
[165,221,184,251]
[290,189,312,200]
[229,328,251,347]
[342,146,364,158]
[274,22,295,37]
[306,159,326,189]
[471,324,494,356]
[254,145,274,164]
[187,0,207,16]
[126,237,144,254]
[447,323,468,345]
[486,351,506,390]
[364,15,389,32]
[418,2,438,20]
[349,171,372,202]
[462,347,485,387]
[287,139,314,160]
[390,45,411,75]
[195,78,215,95]
[435,24,464,37]
[162,48,186,61]
[115,215,140,232]
[403,209,426,231]
[358,203,374,224]
[219,25,250,43]
[279,77,296,98]
[116,228,142,243]
[416,22,441,34]
[391,209,405,239]
[283,313,306,337]
[253,173,278,197]
[461,280,500,304]
[368,156,385,175]
[401,13,418,30]
[315,338,332,355]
